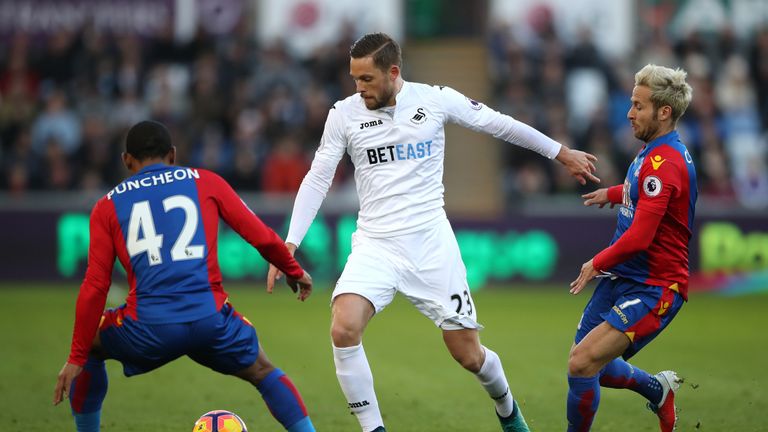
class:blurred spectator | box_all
[42,138,73,190]
[229,108,267,190]
[190,123,233,176]
[749,27,768,129]
[189,51,226,128]
[733,156,768,209]
[0,34,39,100]
[700,147,736,200]
[144,64,191,120]
[3,129,39,193]
[0,51,38,150]
[31,89,82,155]
[36,30,77,85]
[261,133,310,194]
[74,114,122,187]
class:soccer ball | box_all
[192,410,248,432]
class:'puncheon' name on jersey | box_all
[106,168,200,200]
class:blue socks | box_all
[287,417,315,432]
[73,412,101,432]
[69,358,108,432]
[567,359,664,431]
[256,368,315,431]
[66,360,314,432]
[566,375,600,432]
[599,358,663,405]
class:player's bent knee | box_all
[457,355,484,373]
[330,323,362,347]
[235,359,275,386]
[568,349,598,377]
[568,359,589,377]
[450,348,484,372]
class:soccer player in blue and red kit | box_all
[566,64,696,432]
[53,120,316,432]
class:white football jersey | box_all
[286,81,561,245]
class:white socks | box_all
[333,343,514,429]
[475,346,515,418]
[333,343,383,431]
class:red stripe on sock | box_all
[70,370,92,413]
[278,375,308,416]
[600,375,638,389]
[577,389,596,432]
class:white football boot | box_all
[647,370,683,432]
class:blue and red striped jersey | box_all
[594,131,697,300]
[68,164,304,366]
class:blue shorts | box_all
[98,303,259,377]
[574,277,684,360]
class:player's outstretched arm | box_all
[584,184,623,208]
[266,242,312,301]
[267,242,297,293]
[56,199,114,406]
[286,270,313,301]
[569,259,599,295]
[53,362,83,405]
[555,145,601,185]
[582,188,614,208]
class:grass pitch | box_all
[2,283,766,431]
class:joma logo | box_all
[348,400,370,409]
[360,119,383,130]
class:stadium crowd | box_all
[489,9,768,209]
[1,16,767,209]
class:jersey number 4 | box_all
[126,196,204,266]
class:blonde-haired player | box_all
[567,64,695,431]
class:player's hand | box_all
[582,188,615,208]
[286,270,313,301]
[556,146,601,185]
[267,242,298,294]
[53,362,83,406]
[570,259,599,295]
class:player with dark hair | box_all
[53,120,316,432]
[566,64,696,432]
[268,32,600,432]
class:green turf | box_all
[2,283,766,431]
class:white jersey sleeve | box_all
[285,105,347,247]
[438,86,561,159]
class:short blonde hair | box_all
[635,64,693,124]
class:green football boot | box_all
[497,400,530,432]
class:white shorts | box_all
[332,218,481,330]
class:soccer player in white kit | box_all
[268,33,600,432]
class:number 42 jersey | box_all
[69,164,303,365]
